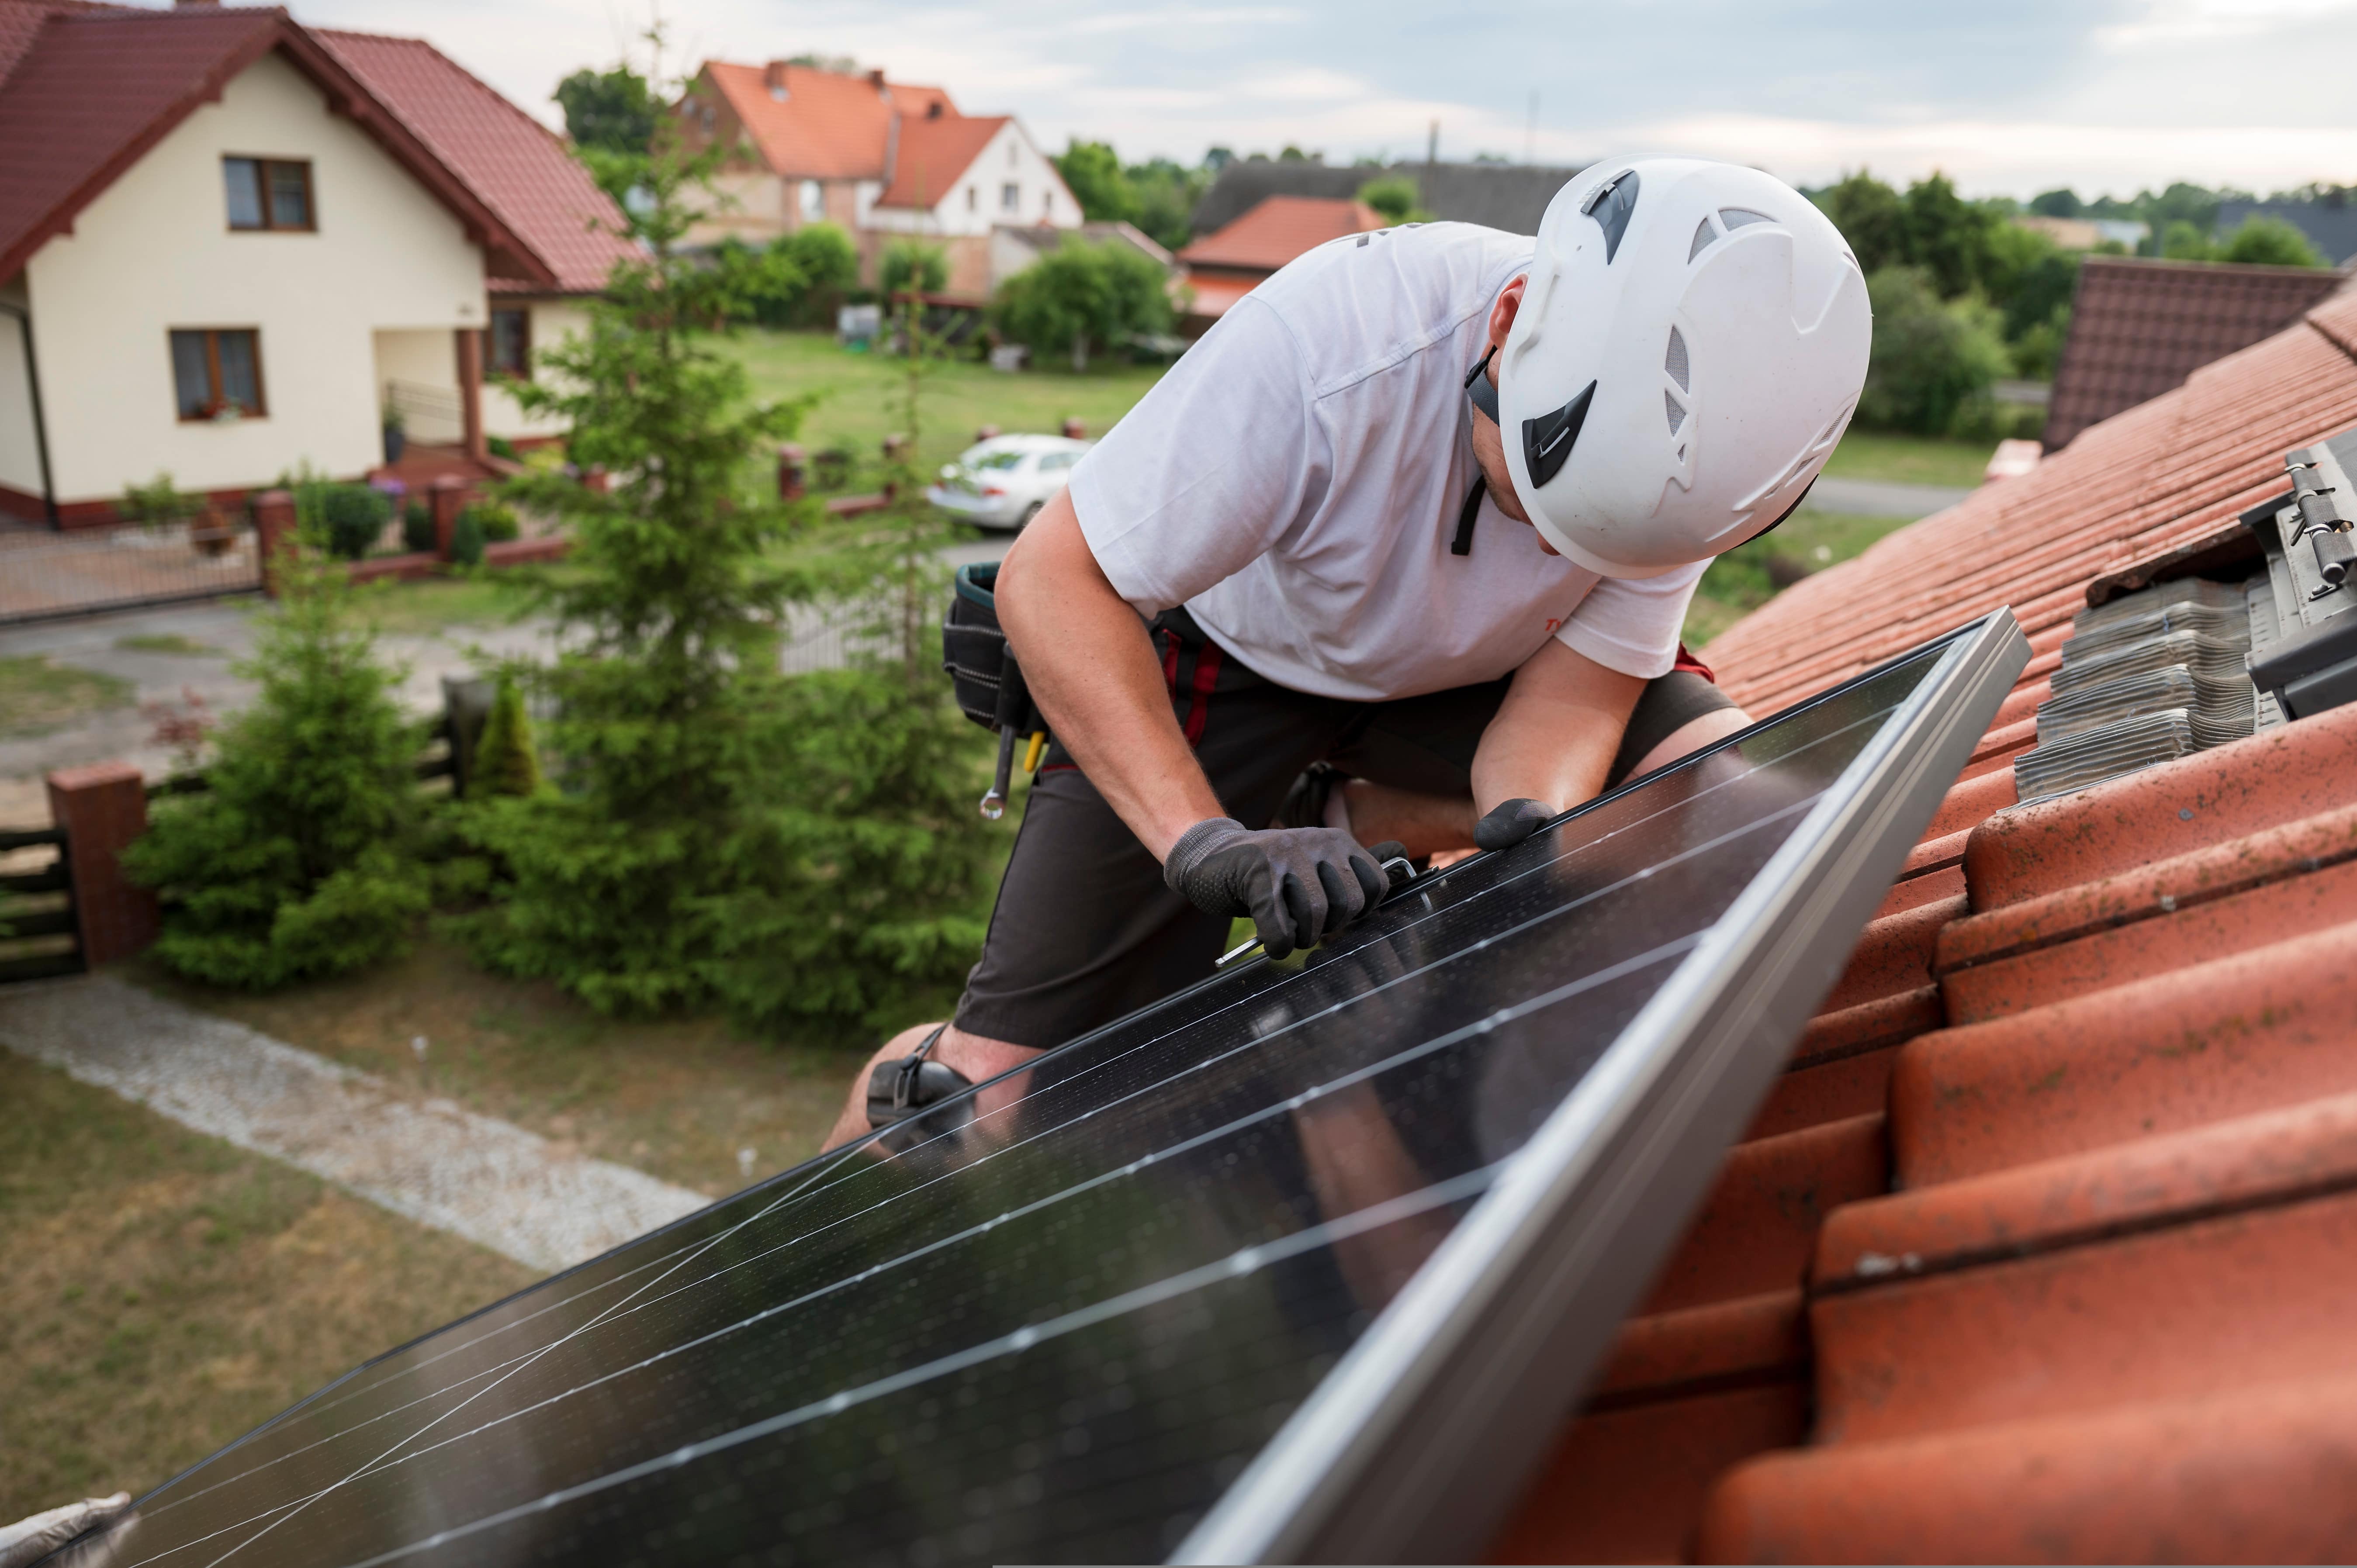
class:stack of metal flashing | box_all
[2014,577,2258,803]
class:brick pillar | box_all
[974,424,1000,444]
[46,762,158,967]
[777,443,806,501]
[455,327,487,463]
[583,464,609,495]
[429,475,467,559]
[1061,417,1086,440]
[253,488,296,597]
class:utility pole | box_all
[1426,118,1439,170]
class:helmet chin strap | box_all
[1464,343,1500,425]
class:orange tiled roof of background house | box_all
[1177,194,1387,273]
[701,59,955,181]
[1485,282,2357,1562]
[2046,254,2347,449]
[875,111,1007,210]
[315,29,636,296]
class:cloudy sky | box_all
[273,0,2357,199]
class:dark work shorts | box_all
[952,611,1739,1049]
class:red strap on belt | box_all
[1672,642,1715,684]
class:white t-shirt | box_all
[1067,221,1706,703]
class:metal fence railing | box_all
[0,519,263,627]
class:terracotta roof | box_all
[314,29,635,296]
[2046,254,2344,448]
[0,3,553,288]
[1485,282,2357,1560]
[1177,194,1386,274]
[875,111,1005,210]
[699,59,954,181]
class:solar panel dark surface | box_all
[54,615,2024,1568]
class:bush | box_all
[486,434,519,461]
[879,240,948,298]
[465,501,521,542]
[448,508,485,567]
[1357,176,1432,225]
[121,471,196,528]
[1856,267,2011,436]
[401,501,436,556]
[307,483,392,560]
[2220,215,2328,268]
[467,677,543,799]
[993,238,1175,371]
[124,541,428,988]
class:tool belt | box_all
[942,561,1049,818]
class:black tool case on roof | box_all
[2244,430,2357,720]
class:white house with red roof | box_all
[678,58,1077,299]
[0,0,634,527]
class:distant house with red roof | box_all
[1176,195,1387,325]
[0,0,635,527]
[677,58,1078,300]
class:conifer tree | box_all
[126,527,428,988]
[468,677,543,799]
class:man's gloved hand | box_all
[1166,818,1391,960]
[1,1493,130,1568]
[1474,797,1554,852]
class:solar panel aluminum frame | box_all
[1175,607,2030,1565]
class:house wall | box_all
[685,166,786,247]
[482,299,589,442]
[863,122,1078,241]
[0,275,42,503]
[23,49,484,503]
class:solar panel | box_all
[54,611,2027,1568]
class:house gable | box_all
[0,4,551,288]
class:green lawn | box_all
[1685,508,1916,648]
[1819,431,1994,490]
[0,1051,532,1521]
[720,329,1166,482]
[112,634,221,657]
[0,656,133,739]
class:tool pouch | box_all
[942,562,1043,735]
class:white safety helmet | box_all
[1490,156,1871,578]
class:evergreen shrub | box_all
[401,501,436,555]
[125,538,428,988]
[308,483,392,560]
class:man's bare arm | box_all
[996,490,1225,863]
[1470,638,1646,818]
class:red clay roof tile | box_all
[2045,256,2344,449]
[701,60,952,182]
[1177,194,1385,274]
[314,29,635,295]
[875,112,1007,211]
[1496,218,2357,1561]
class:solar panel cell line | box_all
[48,611,2026,1568]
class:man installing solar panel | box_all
[823,155,1871,1152]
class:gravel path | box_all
[0,974,709,1273]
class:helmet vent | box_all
[1582,170,1641,263]
[1688,217,1718,263]
[1523,380,1597,490]
[1719,207,1772,230]
[1665,391,1687,436]
[1665,326,1690,392]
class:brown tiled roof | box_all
[1176,194,1386,274]
[2046,254,2344,449]
[1487,283,2357,1559]
[0,3,554,287]
[315,29,635,296]
[700,59,955,181]
[875,112,1006,210]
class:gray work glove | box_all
[0,1493,130,1568]
[1166,818,1392,961]
[1474,797,1554,852]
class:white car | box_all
[928,434,1091,530]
